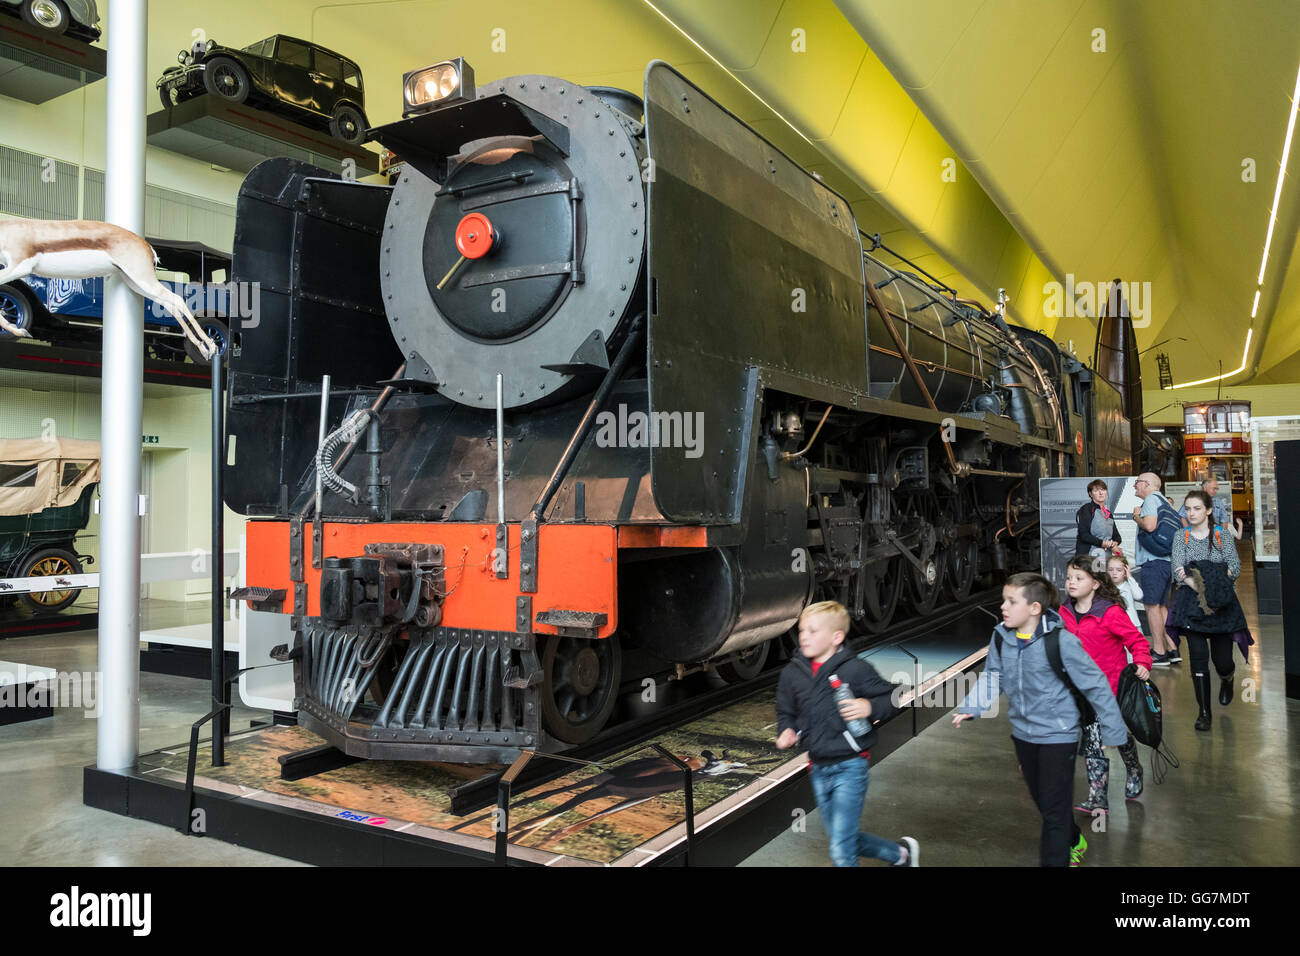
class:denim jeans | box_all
[809,757,901,867]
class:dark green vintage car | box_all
[0,438,99,613]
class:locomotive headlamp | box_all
[402,58,476,116]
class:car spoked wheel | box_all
[20,548,82,612]
[0,285,35,337]
[329,105,367,146]
[203,58,250,103]
[21,0,69,34]
[183,316,230,364]
[540,634,622,744]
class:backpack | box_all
[1136,492,1181,557]
[1116,663,1180,783]
[994,629,1095,726]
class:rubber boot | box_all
[1193,672,1212,731]
[1219,670,1235,706]
[1075,757,1109,812]
[1118,736,1143,799]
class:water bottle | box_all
[830,674,872,743]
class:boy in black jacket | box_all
[776,600,918,867]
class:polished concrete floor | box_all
[0,599,301,866]
[1,567,1296,866]
[743,563,1300,866]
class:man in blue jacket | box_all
[953,573,1128,866]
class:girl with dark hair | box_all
[1059,554,1151,812]
[1167,490,1254,731]
[1075,479,1120,559]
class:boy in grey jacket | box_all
[953,572,1128,866]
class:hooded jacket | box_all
[957,609,1128,746]
[776,645,897,763]
[1058,596,1152,695]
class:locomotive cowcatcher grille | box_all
[295,624,543,764]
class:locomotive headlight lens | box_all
[402,58,476,115]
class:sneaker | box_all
[895,836,919,867]
[1166,648,1182,663]
[1074,799,1107,814]
[1069,833,1088,867]
[1150,652,1172,667]
[1125,766,1144,800]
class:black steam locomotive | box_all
[227,59,1133,763]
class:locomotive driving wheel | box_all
[943,537,979,600]
[540,634,622,744]
[858,557,902,634]
[908,553,943,614]
[715,641,770,683]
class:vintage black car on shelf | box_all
[156,34,368,145]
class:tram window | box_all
[61,462,89,486]
[1184,407,1207,434]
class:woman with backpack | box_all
[1166,490,1255,731]
[1059,555,1152,813]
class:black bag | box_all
[994,630,1095,725]
[1116,663,1179,782]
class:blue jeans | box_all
[809,758,901,867]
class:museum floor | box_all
[1,569,1296,867]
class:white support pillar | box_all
[97,0,148,771]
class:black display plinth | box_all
[146,96,379,176]
[0,20,105,104]
[1255,560,1281,615]
[1276,440,1300,700]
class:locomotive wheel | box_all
[19,548,82,612]
[715,641,769,683]
[859,557,902,634]
[907,554,943,615]
[943,537,979,600]
[540,634,622,744]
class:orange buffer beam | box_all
[245,521,618,639]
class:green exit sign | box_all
[142,435,160,445]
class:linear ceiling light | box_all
[1166,328,1253,389]
[1251,289,1260,318]
[641,0,815,148]
[1258,60,1300,285]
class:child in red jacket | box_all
[1060,554,1152,813]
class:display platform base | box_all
[0,661,56,725]
[0,607,97,640]
[140,643,239,680]
[1255,561,1280,616]
[0,20,105,104]
[0,338,212,389]
[83,602,996,866]
[146,96,379,177]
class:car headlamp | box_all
[178,50,187,65]
[402,58,475,116]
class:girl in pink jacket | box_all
[1059,555,1153,813]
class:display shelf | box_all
[0,337,213,389]
[1249,414,1300,562]
[0,20,105,104]
[146,95,379,176]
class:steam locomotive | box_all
[226,59,1135,763]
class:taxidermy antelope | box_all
[0,218,218,359]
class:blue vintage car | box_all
[0,238,233,362]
